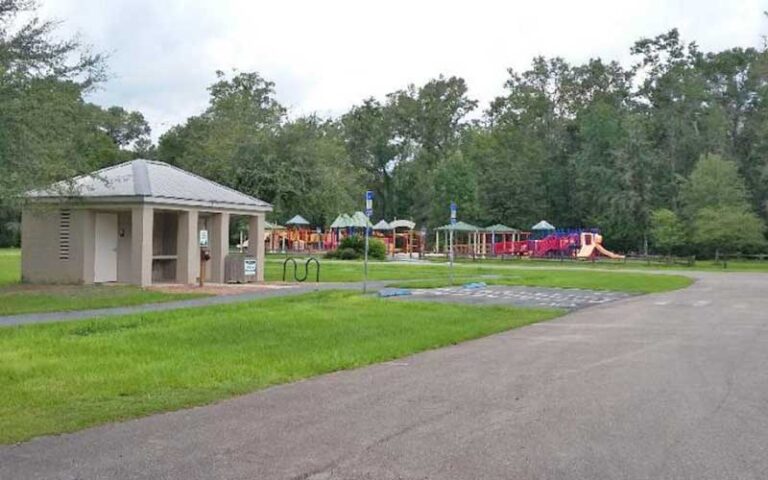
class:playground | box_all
[259,211,625,263]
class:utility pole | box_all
[450,201,457,285]
[363,190,373,293]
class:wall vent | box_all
[59,209,71,260]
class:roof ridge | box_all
[131,159,152,196]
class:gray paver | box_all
[402,285,632,309]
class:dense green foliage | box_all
[0,291,562,443]
[325,236,387,260]
[0,0,151,245]
[3,2,768,257]
[154,29,768,255]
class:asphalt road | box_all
[3,271,768,479]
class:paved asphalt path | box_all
[3,271,768,479]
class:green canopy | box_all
[330,214,352,229]
[372,219,392,230]
[435,221,480,232]
[349,211,373,228]
[265,221,285,230]
[531,220,555,230]
[286,214,310,226]
[484,224,518,233]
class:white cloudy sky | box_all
[40,0,767,138]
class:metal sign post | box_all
[450,202,457,285]
[363,190,373,294]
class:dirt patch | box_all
[148,283,295,296]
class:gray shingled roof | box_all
[27,159,271,212]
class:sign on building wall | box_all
[199,229,209,247]
[244,258,257,276]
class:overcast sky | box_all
[41,0,767,139]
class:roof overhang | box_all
[25,195,273,215]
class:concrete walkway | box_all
[4,271,768,479]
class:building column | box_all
[248,214,266,282]
[131,205,153,287]
[210,212,230,283]
[176,210,199,284]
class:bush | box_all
[326,235,387,261]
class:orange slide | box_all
[576,232,624,259]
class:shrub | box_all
[339,247,359,260]
[367,238,387,260]
[326,235,387,261]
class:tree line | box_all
[2,0,767,256]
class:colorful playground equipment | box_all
[493,221,624,259]
[576,231,624,259]
[434,222,528,257]
[256,214,623,260]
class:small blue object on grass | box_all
[463,282,487,289]
[378,288,412,298]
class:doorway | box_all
[94,213,118,283]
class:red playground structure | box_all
[493,224,624,260]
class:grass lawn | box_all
[424,254,768,273]
[0,248,20,286]
[386,270,691,293]
[0,291,562,444]
[0,285,207,316]
[267,258,693,293]
[0,249,206,316]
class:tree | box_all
[341,98,399,219]
[680,154,750,215]
[650,209,687,255]
[693,206,765,257]
[0,0,108,203]
[98,106,151,149]
[430,150,479,226]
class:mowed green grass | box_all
[0,285,207,316]
[425,254,768,273]
[0,291,562,444]
[267,258,693,293]
[0,249,205,316]
[0,248,20,286]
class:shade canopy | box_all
[389,219,416,230]
[329,214,352,229]
[435,221,480,232]
[265,221,285,230]
[531,220,555,230]
[372,220,392,230]
[286,215,310,226]
[349,211,373,228]
[484,224,518,233]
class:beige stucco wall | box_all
[21,206,92,284]
[22,202,267,286]
[117,211,132,283]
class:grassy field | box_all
[422,254,768,273]
[0,249,206,316]
[0,285,207,316]
[267,258,693,293]
[0,291,562,444]
[0,248,20,286]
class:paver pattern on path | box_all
[405,285,632,309]
[4,271,768,480]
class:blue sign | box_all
[365,190,374,218]
[450,202,457,225]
